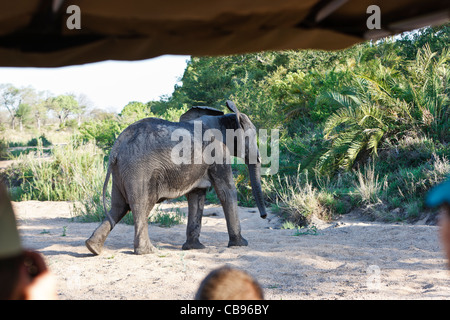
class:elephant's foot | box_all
[85,221,111,255]
[228,236,248,247]
[134,243,156,255]
[85,238,104,255]
[182,239,206,250]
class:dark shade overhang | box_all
[0,0,448,67]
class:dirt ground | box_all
[12,200,450,300]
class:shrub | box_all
[233,163,256,207]
[27,134,52,147]
[267,169,333,226]
[0,139,9,160]
[353,162,385,204]
[78,119,122,152]
[149,206,185,227]
[205,188,219,204]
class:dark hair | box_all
[195,266,264,300]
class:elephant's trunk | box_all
[248,163,267,219]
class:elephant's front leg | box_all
[182,188,206,250]
[209,164,248,247]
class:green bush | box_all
[149,207,185,227]
[78,119,122,152]
[27,134,52,147]
[233,163,256,207]
[0,139,9,160]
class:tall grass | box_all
[7,140,108,204]
[266,168,334,226]
[353,162,385,204]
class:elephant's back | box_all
[109,118,186,162]
[120,117,175,142]
[107,117,210,203]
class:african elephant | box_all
[85,100,267,255]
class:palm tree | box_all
[316,44,449,175]
[317,88,388,174]
[404,44,450,140]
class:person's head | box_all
[195,266,264,300]
[426,177,450,268]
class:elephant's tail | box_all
[103,162,115,229]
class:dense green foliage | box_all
[2,24,449,225]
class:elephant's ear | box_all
[226,100,243,129]
[226,100,240,115]
[179,106,224,122]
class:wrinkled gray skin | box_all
[85,101,267,255]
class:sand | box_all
[12,200,450,300]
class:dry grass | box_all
[267,169,333,226]
[353,162,385,204]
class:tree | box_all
[0,84,22,130]
[173,53,285,109]
[47,94,80,126]
[75,93,92,126]
[15,103,33,131]
[88,108,116,121]
[315,43,449,174]
[119,101,153,125]
[404,44,450,140]
[19,86,49,131]
[33,100,48,131]
[317,90,388,173]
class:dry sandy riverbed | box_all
[12,200,450,300]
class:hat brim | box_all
[0,184,22,259]
[426,178,450,208]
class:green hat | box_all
[426,177,450,208]
[0,184,22,259]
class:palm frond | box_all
[323,106,357,138]
[366,128,385,155]
[344,135,367,170]
[322,91,358,109]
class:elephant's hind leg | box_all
[182,188,206,250]
[86,185,130,255]
[131,200,156,255]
